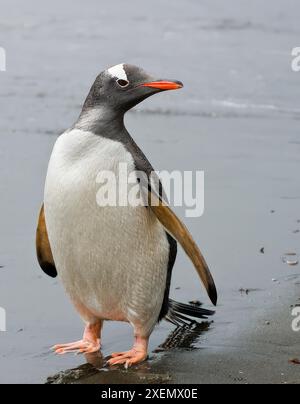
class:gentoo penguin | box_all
[36,64,217,367]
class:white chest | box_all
[44,129,170,327]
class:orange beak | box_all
[141,80,183,91]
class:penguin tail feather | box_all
[165,299,215,327]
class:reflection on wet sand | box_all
[154,322,211,352]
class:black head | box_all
[82,64,183,113]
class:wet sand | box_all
[0,0,300,384]
[46,296,300,384]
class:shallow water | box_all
[0,0,300,383]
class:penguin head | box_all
[83,64,183,113]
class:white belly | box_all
[44,129,170,334]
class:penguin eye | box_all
[116,79,129,88]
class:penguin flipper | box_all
[149,192,217,306]
[36,204,57,278]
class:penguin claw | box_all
[124,360,132,370]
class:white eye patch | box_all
[107,64,128,81]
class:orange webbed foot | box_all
[107,336,149,368]
[52,322,102,355]
[52,340,100,355]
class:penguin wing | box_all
[36,204,57,278]
[124,133,217,306]
[148,189,217,306]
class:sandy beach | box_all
[0,0,299,384]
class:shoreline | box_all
[46,278,300,384]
